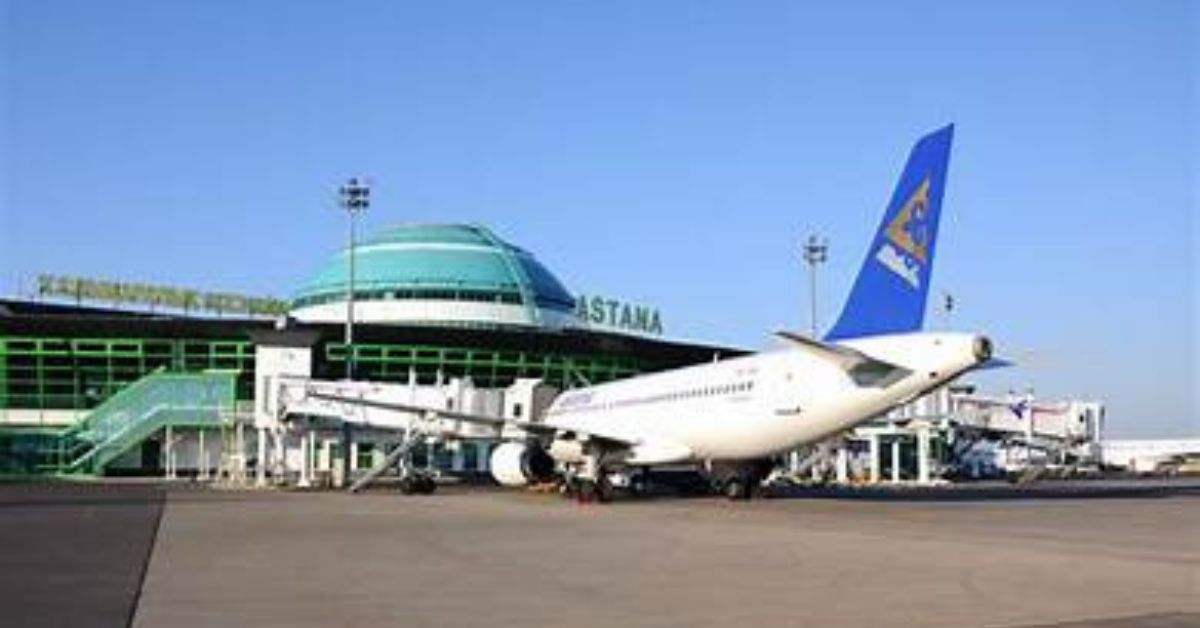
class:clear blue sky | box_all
[2,1,1196,437]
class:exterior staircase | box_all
[57,370,237,475]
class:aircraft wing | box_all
[774,330,912,387]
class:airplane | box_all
[315,124,998,501]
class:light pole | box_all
[802,234,828,337]
[337,177,369,489]
[942,291,955,329]
[339,177,370,380]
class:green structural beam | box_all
[327,342,642,389]
[0,336,255,411]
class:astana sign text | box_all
[575,294,664,336]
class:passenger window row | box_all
[562,380,755,414]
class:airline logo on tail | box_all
[823,124,953,342]
[875,178,932,289]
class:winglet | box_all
[976,357,1014,370]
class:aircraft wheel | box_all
[595,478,615,503]
[418,476,438,495]
[399,476,418,495]
[724,477,750,500]
[576,480,597,503]
[629,473,649,497]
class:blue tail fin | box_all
[824,125,954,341]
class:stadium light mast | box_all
[339,177,370,380]
[802,233,828,337]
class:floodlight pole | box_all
[942,292,955,329]
[802,234,828,337]
[337,177,370,489]
[339,177,370,381]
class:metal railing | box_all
[60,371,237,474]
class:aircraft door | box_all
[763,359,804,419]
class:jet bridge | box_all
[798,388,1105,485]
[255,374,558,490]
[273,376,508,438]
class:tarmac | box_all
[2,480,1197,628]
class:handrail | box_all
[59,371,237,474]
[60,366,170,438]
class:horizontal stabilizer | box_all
[976,357,1014,370]
[774,330,911,387]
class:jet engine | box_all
[489,442,556,487]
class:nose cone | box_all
[973,335,993,363]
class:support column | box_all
[349,442,360,472]
[198,429,208,481]
[298,431,311,488]
[869,434,880,484]
[232,421,245,484]
[340,423,352,491]
[256,427,267,486]
[477,443,490,473]
[273,429,286,482]
[891,438,902,483]
[308,430,318,484]
[836,446,849,483]
[917,427,931,484]
[165,425,176,480]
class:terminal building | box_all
[1,222,1132,486]
[0,224,738,478]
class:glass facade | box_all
[2,334,654,412]
[0,299,741,477]
[0,336,255,411]
[328,342,640,389]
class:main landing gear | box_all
[563,475,614,503]
[710,460,775,501]
[560,465,655,504]
[398,473,437,495]
[559,460,775,503]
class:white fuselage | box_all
[540,332,985,464]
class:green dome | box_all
[291,224,576,326]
